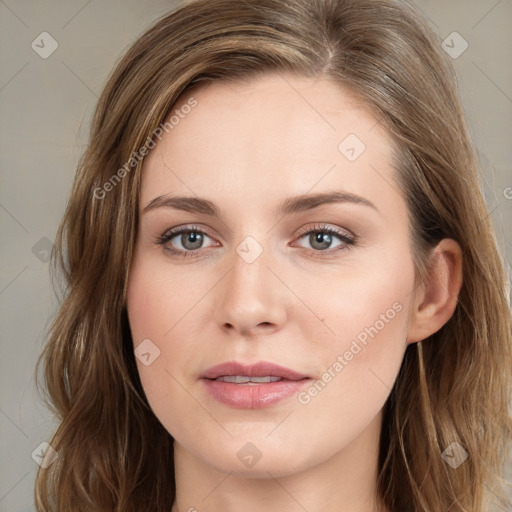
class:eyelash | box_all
[155,223,357,259]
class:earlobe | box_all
[407,238,463,344]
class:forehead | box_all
[170,74,388,153]
[140,73,402,220]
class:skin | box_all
[126,73,463,512]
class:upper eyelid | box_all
[295,223,353,238]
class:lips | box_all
[201,361,311,409]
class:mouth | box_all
[201,361,312,409]
[201,360,310,381]
[212,375,286,384]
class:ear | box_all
[407,238,463,344]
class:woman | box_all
[34,0,512,510]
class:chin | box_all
[184,434,320,478]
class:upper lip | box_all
[201,361,309,381]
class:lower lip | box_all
[202,378,311,409]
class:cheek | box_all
[308,247,414,347]
[127,270,169,342]
[126,254,209,409]
[126,261,192,430]
[295,252,414,424]
[126,252,200,345]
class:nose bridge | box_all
[215,232,287,333]
[229,234,274,305]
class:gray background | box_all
[0,1,511,510]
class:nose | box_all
[214,239,288,337]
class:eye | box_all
[293,223,356,254]
[156,225,217,257]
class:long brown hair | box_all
[34,0,512,510]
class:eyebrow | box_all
[142,191,378,217]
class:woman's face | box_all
[126,73,418,477]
